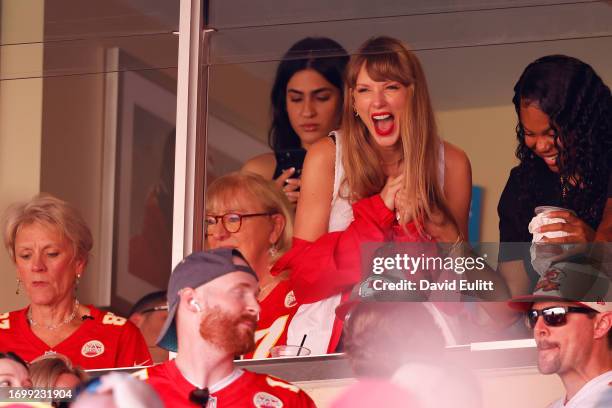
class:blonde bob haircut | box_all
[29,353,88,388]
[2,193,93,264]
[205,172,294,260]
[342,36,453,229]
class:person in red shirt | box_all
[0,305,151,369]
[138,248,316,407]
[0,193,151,369]
[206,172,322,358]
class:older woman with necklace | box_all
[205,172,305,358]
[0,194,151,369]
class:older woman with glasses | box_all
[0,194,151,369]
[205,172,307,358]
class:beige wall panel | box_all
[39,51,106,307]
[0,0,44,312]
[438,106,518,244]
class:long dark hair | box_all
[512,55,612,228]
[269,37,348,151]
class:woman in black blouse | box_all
[498,55,611,295]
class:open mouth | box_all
[371,112,395,136]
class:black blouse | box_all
[497,164,608,286]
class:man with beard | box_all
[138,248,316,407]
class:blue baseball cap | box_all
[156,248,257,352]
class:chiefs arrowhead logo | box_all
[253,391,283,408]
[535,267,565,292]
[284,291,297,308]
[81,340,105,358]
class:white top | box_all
[547,371,612,408]
[329,130,353,232]
[288,131,447,353]
[329,130,445,232]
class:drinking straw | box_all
[297,334,307,356]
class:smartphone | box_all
[275,149,306,179]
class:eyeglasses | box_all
[204,212,274,233]
[526,306,595,329]
[140,305,169,314]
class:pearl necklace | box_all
[27,299,80,331]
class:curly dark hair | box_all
[512,55,612,229]
[268,37,348,151]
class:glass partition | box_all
[202,0,612,355]
[0,0,179,329]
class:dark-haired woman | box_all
[497,55,611,295]
[243,37,348,204]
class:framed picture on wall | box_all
[102,48,177,314]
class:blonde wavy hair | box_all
[205,172,294,262]
[2,193,93,264]
[29,353,88,388]
[341,36,453,229]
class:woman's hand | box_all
[394,188,413,222]
[538,210,596,243]
[274,167,301,204]
[379,175,404,210]
[423,207,462,244]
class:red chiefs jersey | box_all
[0,305,151,369]
[140,360,316,407]
[243,279,300,359]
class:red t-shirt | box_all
[141,360,316,407]
[0,305,152,369]
[244,279,300,359]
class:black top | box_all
[498,165,563,247]
[497,165,564,286]
[497,164,608,286]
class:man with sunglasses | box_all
[129,291,169,363]
[135,248,316,407]
[510,263,611,407]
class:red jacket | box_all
[273,195,429,304]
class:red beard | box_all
[199,306,257,355]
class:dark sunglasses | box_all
[526,306,595,329]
